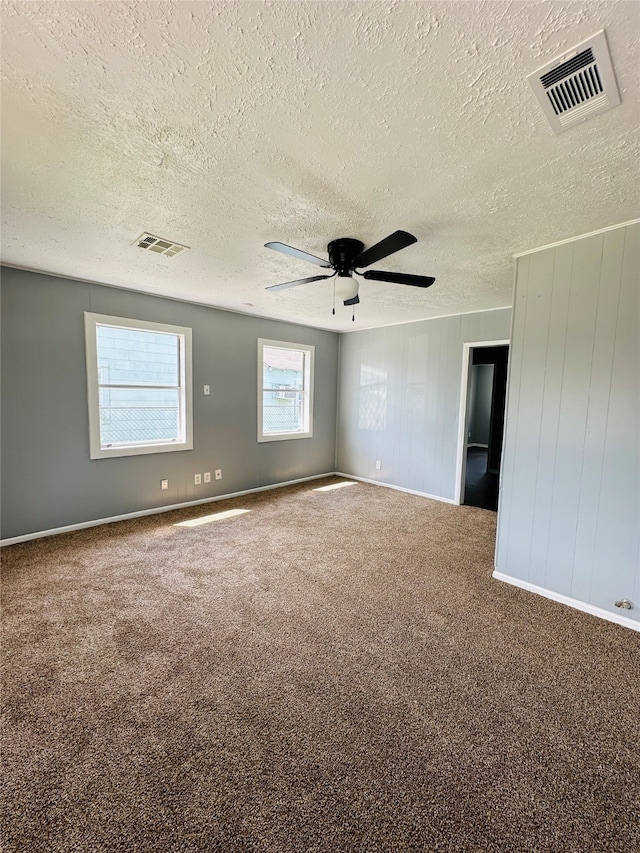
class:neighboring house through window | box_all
[258,339,314,442]
[85,313,193,459]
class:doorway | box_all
[455,342,509,511]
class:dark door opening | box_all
[462,345,509,512]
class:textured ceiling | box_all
[1,1,639,331]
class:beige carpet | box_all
[2,478,639,852]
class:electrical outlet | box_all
[203,385,210,396]
[203,471,211,483]
[194,473,202,485]
[215,469,222,480]
[161,479,169,490]
[375,460,381,470]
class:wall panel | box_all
[1,268,339,539]
[336,309,512,500]
[496,222,639,625]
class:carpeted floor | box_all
[2,478,639,853]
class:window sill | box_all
[90,439,193,460]
[257,431,313,443]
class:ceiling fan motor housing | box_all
[327,238,365,273]
[265,230,434,303]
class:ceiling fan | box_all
[264,230,435,311]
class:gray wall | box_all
[336,309,511,499]
[1,268,339,539]
[495,222,639,625]
[468,364,494,445]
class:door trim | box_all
[454,340,510,505]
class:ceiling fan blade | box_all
[343,294,360,306]
[351,230,417,269]
[264,241,332,268]
[362,270,435,288]
[266,274,334,292]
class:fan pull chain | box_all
[332,279,336,315]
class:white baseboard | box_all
[335,472,456,504]
[492,571,639,633]
[0,473,336,546]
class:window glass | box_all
[96,326,179,386]
[98,387,180,446]
[85,313,193,459]
[258,340,314,442]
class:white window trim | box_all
[85,312,193,459]
[258,338,314,443]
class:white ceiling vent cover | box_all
[527,30,620,134]
[133,233,190,258]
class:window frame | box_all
[257,338,314,443]
[84,312,193,459]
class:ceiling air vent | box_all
[133,233,189,258]
[527,30,620,134]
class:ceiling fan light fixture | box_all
[335,272,359,301]
[265,230,434,310]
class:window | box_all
[258,339,314,442]
[85,313,193,459]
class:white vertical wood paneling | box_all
[407,326,429,494]
[390,325,407,484]
[529,244,574,589]
[502,249,556,583]
[494,257,529,573]
[438,315,463,498]
[571,228,625,603]
[546,236,603,595]
[424,319,443,493]
[496,222,639,625]
[336,309,512,501]
[590,224,639,613]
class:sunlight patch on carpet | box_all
[175,508,250,527]
[313,481,357,492]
